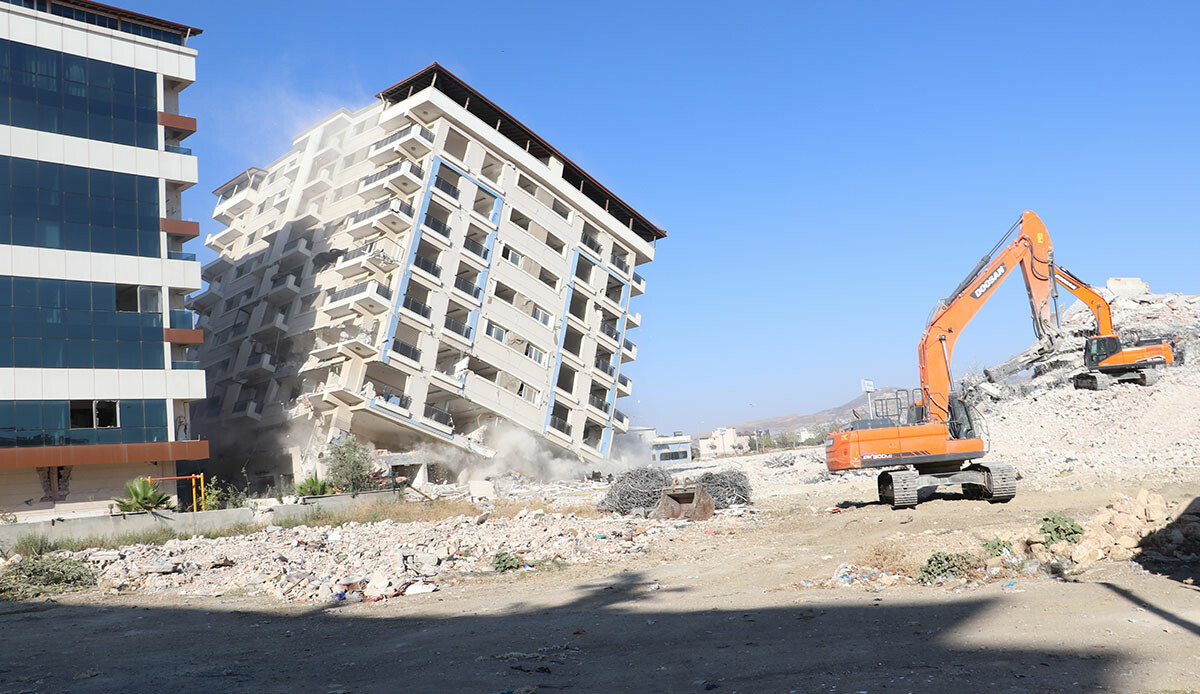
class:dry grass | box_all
[274,499,480,528]
[855,539,921,576]
[492,499,603,519]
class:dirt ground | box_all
[2,475,1198,694]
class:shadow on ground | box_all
[0,571,1123,693]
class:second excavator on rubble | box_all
[825,210,1173,508]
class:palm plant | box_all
[112,477,174,512]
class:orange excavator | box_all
[825,210,1173,508]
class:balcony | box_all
[161,218,200,240]
[231,399,262,421]
[251,309,289,339]
[158,111,197,139]
[432,176,461,201]
[213,185,259,225]
[359,159,425,199]
[391,338,422,364]
[200,255,233,282]
[323,280,393,318]
[631,271,646,296]
[463,237,489,260]
[267,273,302,302]
[279,237,313,266]
[626,311,642,329]
[188,286,221,311]
[169,309,197,330]
[167,250,196,261]
[344,198,415,239]
[302,169,333,195]
[617,373,633,396]
[453,276,482,301]
[444,315,473,340]
[411,254,442,279]
[335,240,402,278]
[424,403,454,429]
[337,336,379,360]
[593,356,616,379]
[164,144,192,156]
[588,394,611,415]
[171,360,202,370]
[400,296,432,321]
[581,235,603,257]
[549,416,573,437]
[240,352,276,378]
[611,254,630,274]
[622,338,638,360]
[613,409,629,429]
[206,226,241,252]
[368,123,435,164]
[599,321,621,344]
[373,387,413,413]
[421,212,451,240]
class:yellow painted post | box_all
[191,476,197,513]
[199,473,206,511]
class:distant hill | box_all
[729,386,908,435]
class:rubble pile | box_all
[71,511,707,603]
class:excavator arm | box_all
[918,210,1055,423]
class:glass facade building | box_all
[0,1,204,516]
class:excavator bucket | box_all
[649,480,715,521]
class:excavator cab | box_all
[1084,336,1121,369]
[946,396,978,440]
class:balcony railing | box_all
[623,338,636,352]
[372,124,415,150]
[165,144,192,155]
[588,395,611,414]
[433,176,460,198]
[423,215,452,237]
[463,237,489,259]
[167,250,196,261]
[402,296,432,318]
[412,255,442,277]
[347,199,390,225]
[271,274,299,288]
[618,373,631,387]
[594,357,615,376]
[444,315,472,339]
[246,352,263,366]
[424,403,454,428]
[549,416,572,436]
[453,276,481,299]
[392,339,421,362]
[168,309,196,329]
[614,409,628,424]
[633,271,644,284]
[582,235,603,255]
[171,360,202,370]
[600,322,620,341]
[377,387,412,410]
[327,280,392,304]
[611,255,630,273]
[361,161,405,187]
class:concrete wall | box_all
[0,488,408,554]
[1,461,178,522]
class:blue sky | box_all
[146,1,1199,434]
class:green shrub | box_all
[491,551,520,573]
[917,551,977,584]
[112,477,174,512]
[325,435,375,493]
[293,476,330,497]
[1041,513,1084,545]
[202,474,251,511]
[0,555,95,601]
[982,537,1013,558]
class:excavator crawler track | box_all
[982,462,1017,502]
[878,470,919,509]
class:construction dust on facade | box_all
[190,64,663,488]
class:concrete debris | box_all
[70,512,742,603]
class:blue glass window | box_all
[0,398,174,448]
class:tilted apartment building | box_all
[0,1,206,518]
[190,64,663,489]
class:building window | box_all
[524,343,545,365]
[0,399,168,448]
[485,322,506,342]
[530,305,551,326]
[501,246,522,267]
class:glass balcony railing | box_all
[168,309,196,329]
[582,235,603,255]
[392,339,421,361]
[171,360,202,370]
[618,373,631,387]
[424,403,453,427]
[444,315,472,339]
[549,416,572,436]
[327,280,392,304]
[412,255,442,277]
[423,216,451,237]
[167,250,196,261]
[623,338,636,352]
[453,276,481,299]
[433,177,461,198]
[376,386,412,410]
[633,271,645,285]
[463,237,489,259]
[402,296,432,318]
[165,144,192,155]
[614,409,628,424]
[600,322,621,341]
[594,358,615,376]
[611,255,630,273]
[588,395,611,414]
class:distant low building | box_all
[624,426,690,464]
[696,427,750,459]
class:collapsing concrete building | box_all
[188,63,663,489]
